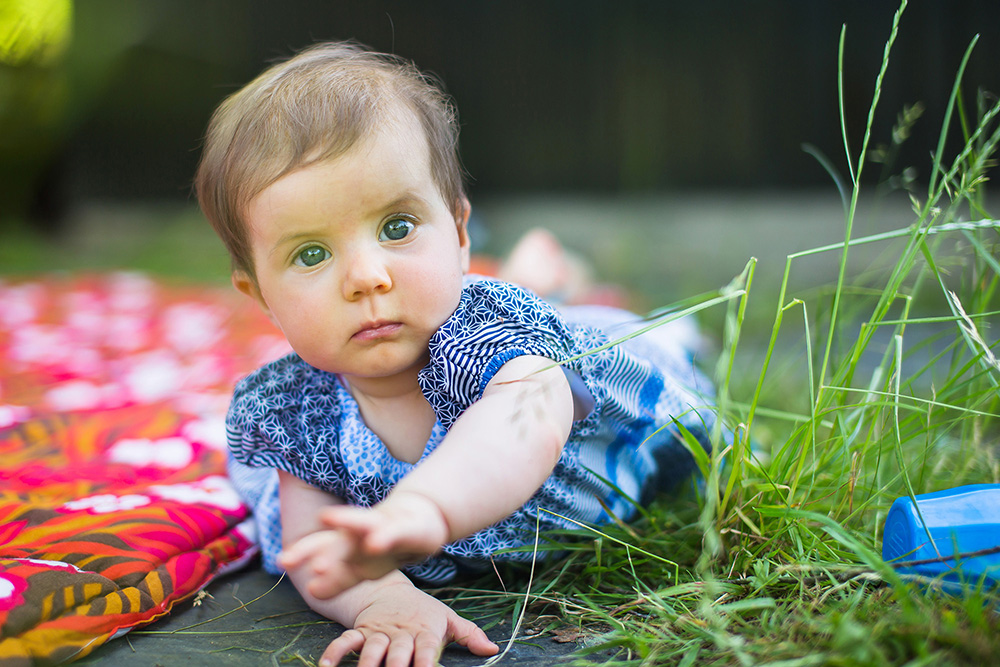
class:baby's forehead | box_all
[250,117,439,212]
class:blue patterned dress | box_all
[227,277,716,583]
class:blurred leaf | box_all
[0,0,72,67]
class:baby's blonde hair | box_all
[195,41,466,279]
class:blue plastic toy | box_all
[882,483,1000,590]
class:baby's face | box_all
[237,112,469,389]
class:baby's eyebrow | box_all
[378,193,427,212]
[269,230,322,255]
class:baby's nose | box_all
[342,249,391,299]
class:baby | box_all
[195,42,717,667]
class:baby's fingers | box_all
[319,505,380,534]
[305,565,361,601]
[413,630,445,667]
[356,632,391,667]
[318,508,421,562]
[383,632,417,667]
[362,521,442,558]
[319,629,365,667]
[277,531,332,570]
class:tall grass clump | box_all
[448,1,1000,664]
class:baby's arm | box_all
[300,354,574,595]
[276,471,498,666]
[394,354,574,537]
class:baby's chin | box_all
[334,346,435,383]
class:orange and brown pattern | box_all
[0,274,286,665]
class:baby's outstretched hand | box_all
[319,580,498,667]
[277,528,387,600]
[321,490,449,559]
[279,491,449,600]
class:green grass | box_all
[0,202,231,284]
[442,2,1000,664]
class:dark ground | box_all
[77,561,608,666]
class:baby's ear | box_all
[232,271,276,324]
[455,197,471,273]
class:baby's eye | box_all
[379,217,415,242]
[294,245,330,267]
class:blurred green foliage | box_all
[0,0,72,224]
[0,0,71,65]
[0,0,223,229]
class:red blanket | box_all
[0,273,288,665]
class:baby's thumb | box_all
[448,617,499,657]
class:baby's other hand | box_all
[318,580,498,667]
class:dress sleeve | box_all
[418,279,576,429]
[226,354,348,494]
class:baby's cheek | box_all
[412,267,463,321]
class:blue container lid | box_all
[882,483,1000,587]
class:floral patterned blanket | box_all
[0,273,288,665]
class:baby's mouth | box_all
[352,321,403,342]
